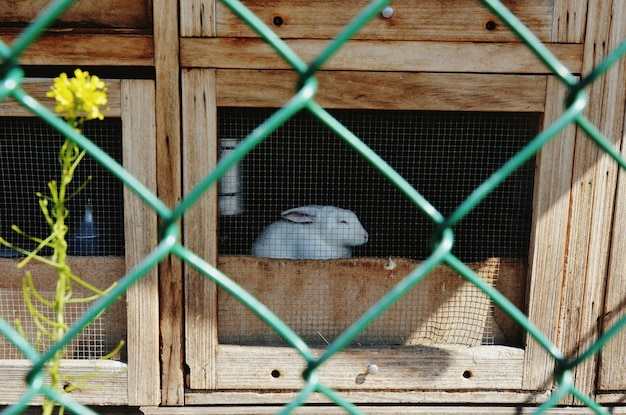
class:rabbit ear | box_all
[281,205,321,223]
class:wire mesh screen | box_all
[217,108,538,347]
[0,289,106,360]
[0,117,127,362]
[0,117,125,258]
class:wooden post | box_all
[154,0,185,406]
[123,79,161,406]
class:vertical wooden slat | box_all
[597,0,626,391]
[182,68,219,389]
[522,77,576,390]
[552,0,588,43]
[180,0,216,37]
[154,0,186,406]
[599,110,626,390]
[557,0,626,403]
[122,79,160,406]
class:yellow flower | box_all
[47,69,108,126]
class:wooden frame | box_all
[173,0,626,410]
[0,79,159,407]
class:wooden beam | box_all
[216,70,548,112]
[214,0,554,42]
[122,79,160,406]
[557,0,626,403]
[215,344,524,390]
[522,77,576,390]
[153,0,185,406]
[181,68,219,390]
[181,38,583,74]
[0,33,153,66]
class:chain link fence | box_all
[1,0,626,413]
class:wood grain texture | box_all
[181,69,219,390]
[557,0,626,402]
[0,33,153,66]
[181,38,584,74]
[522,77,576,390]
[214,0,553,42]
[0,359,128,405]
[154,0,185,405]
[122,79,160,406]
[144,404,625,415]
[180,0,215,37]
[0,0,151,29]
[216,70,548,112]
[0,79,121,117]
[215,344,524,390]
[183,390,551,406]
[552,0,588,43]
[596,0,626,392]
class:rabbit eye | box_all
[340,220,349,224]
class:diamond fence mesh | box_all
[1,0,626,414]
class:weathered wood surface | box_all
[215,70,549,112]
[154,0,185,404]
[0,79,121,117]
[215,344,524,390]
[0,0,151,29]
[597,0,626,391]
[557,0,626,402]
[143,405,626,414]
[121,80,160,406]
[0,359,128,405]
[214,0,554,42]
[522,77,576,389]
[181,38,583,74]
[182,69,220,391]
[217,256,525,347]
[0,33,153,66]
[184,389,550,406]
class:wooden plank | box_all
[180,0,215,37]
[557,0,626,403]
[598,0,626,391]
[153,0,185,405]
[184,390,551,406]
[144,405,625,415]
[522,77,575,389]
[0,359,128,405]
[182,69,219,390]
[552,0,588,43]
[122,79,160,406]
[0,33,153,66]
[0,79,121,118]
[181,38,584,74]
[216,70,548,112]
[215,344,524,390]
[599,112,626,389]
[0,0,151,29]
[215,0,553,42]
[217,257,524,347]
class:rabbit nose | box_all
[363,232,369,242]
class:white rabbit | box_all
[251,205,369,259]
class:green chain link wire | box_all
[1,0,626,413]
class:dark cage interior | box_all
[217,108,539,262]
[0,118,125,257]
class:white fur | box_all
[251,205,369,259]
